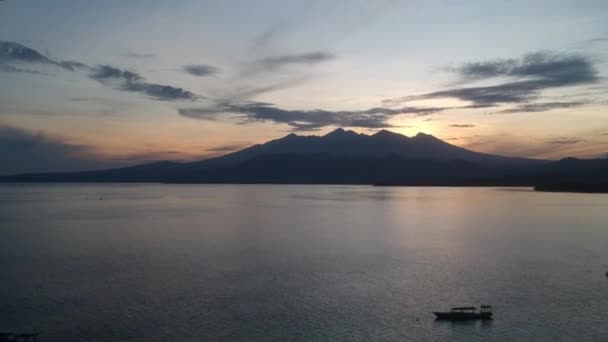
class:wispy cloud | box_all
[547,138,584,144]
[588,37,608,44]
[0,64,44,75]
[205,143,249,152]
[179,102,449,131]
[67,97,132,116]
[258,51,334,70]
[495,101,586,114]
[240,51,335,77]
[124,52,155,59]
[448,124,475,128]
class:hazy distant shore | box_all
[534,184,608,194]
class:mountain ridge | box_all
[2,128,607,188]
[191,128,545,167]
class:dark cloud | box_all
[179,102,448,131]
[0,41,86,71]
[547,138,583,145]
[0,40,55,64]
[449,52,597,84]
[58,60,88,71]
[387,51,599,108]
[90,65,200,101]
[0,125,207,174]
[495,101,586,114]
[448,124,475,128]
[183,64,219,77]
[1,41,201,102]
[0,125,127,175]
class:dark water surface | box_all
[1,184,607,341]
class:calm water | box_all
[1,184,607,341]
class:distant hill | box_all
[1,128,607,189]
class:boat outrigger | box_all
[433,305,493,320]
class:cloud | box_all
[1,41,201,102]
[0,64,44,75]
[205,144,249,152]
[387,51,599,108]
[547,138,583,145]
[448,124,475,128]
[0,41,85,71]
[58,60,88,71]
[0,125,209,174]
[240,51,335,77]
[0,40,56,64]
[124,52,156,59]
[67,97,133,115]
[103,150,193,163]
[179,102,448,131]
[495,101,586,114]
[588,37,608,44]
[0,125,128,175]
[90,65,201,101]
[252,26,283,51]
[449,51,597,84]
[183,64,219,77]
[258,51,334,70]
[227,77,309,101]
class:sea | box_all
[1,184,607,341]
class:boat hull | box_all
[433,312,493,320]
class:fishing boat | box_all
[433,305,493,320]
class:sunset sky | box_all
[1,0,607,174]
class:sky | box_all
[1,0,607,174]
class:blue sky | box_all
[1,0,607,174]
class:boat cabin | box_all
[450,306,477,312]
